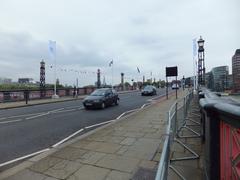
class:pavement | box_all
[0,89,204,180]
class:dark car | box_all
[141,85,157,96]
[83,88,119,109]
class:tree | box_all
[124,82,131,87]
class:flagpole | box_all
[112,61,113,88]
[193,55,196,91]
[193,38,197,93]
[54,50,57,96]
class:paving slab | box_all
[106,170,131,180]
[30,157,63,173]
[75,151,106,165]
[4,169,47,180]
[96,154,140,173]
[67,165,110,180]
[44,160,82,179]
[52,147,87,161]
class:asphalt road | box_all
[0,88,168,167]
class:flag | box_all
[109,60,113,67]
[49,40,56,59]
[137,67,140,73]
[193,38,197,58]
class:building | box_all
[18,78,35,84]
[0,77,12,84]
[211,66,229,92]
[232,49,240,93]
[227,74,233,90]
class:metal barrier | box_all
[155,89,201,180]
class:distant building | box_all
[232,49,240,93]
[226,74,233,90]
[211,66,229,92]
[18,78,35,84]
[0,77,12,84]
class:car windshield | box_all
[144,86,152,90]
[91,90,106,96]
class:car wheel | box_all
[101,102,106,109]
[84,106,89,110]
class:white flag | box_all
[137,67,140,73]
[49,40,56,59]
[193,38,197,58]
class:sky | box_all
[0,0,239,87]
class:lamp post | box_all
[197,36,205,87]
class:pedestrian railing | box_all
[155,89,201,180]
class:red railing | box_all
[220,121,240,180]
[200,89,240,180]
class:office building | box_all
[232,49,240,93]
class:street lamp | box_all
[197,36,205,86]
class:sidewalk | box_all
[0,91,186,180]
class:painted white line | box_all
[26,113,49,120]
[85,120,116,129]
[0,148,50,168]
[78,107,84,110]
[116,113,126,120]
[52,128,84,148]
[48,108,65,113]
[66,106,83,109]
[116,108,139,120]
[141,104,146,109]
[147,94,166,102]
[0,119,22,124]
[51,109,76,114]
[141,103,152,109]
[0,112,45,120]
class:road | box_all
[0,88,168,168]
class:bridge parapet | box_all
[200,89,240,180]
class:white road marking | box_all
[141,104,146,109]
[25,113,49,120]
[0,148,50,168]
[65,106,83,109]
[116,108,139,120]
[0,112,45,120]
[85,120,116,129]
[48,108,65,113]
[0,119,22,124]
[141,103,152,109]
[52,128,84,148]
[147,94,166,102]
[116,112,126,120]
[51,109,76,114]
[78,107,84,110]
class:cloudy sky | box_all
[0,0,239,86]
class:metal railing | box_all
[155,89,200,180]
